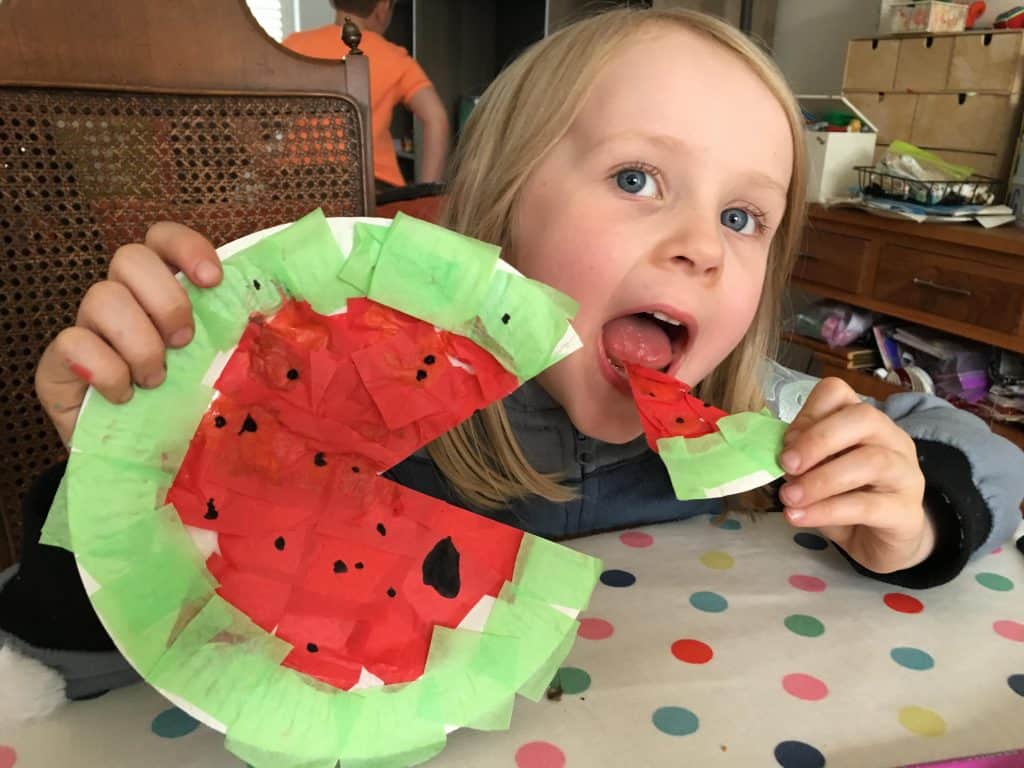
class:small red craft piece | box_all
[625,364,728,451]
[167,298,525,689]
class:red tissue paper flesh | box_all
[625,364,728,452]
[166,298,525,689]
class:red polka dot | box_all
[515,741,566,768]
[578,618,615,640]
[788,574,826,592]
[884,592,924,614]
[991,546,1003,555]
[782,673,829,701]
[671,639,714,664]
[620,531,654,548]
[0,746,16,768]
[994,620,1024,642]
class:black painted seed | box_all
[274,536,285,551]
[416,369,427,381]
[501,313,510,324]
[239,414,258,434]
[376,523,387,536]
[253,279,261,290]
[204,498,218,520]
[675,417,685,424]
[423,355,436,365]
[355,561,364,569]
[306,642,318,653]
[351,466,360,474]
[214,415,227,428]
[333,560,347,573]
[287,368,299,380]
[314,452,327,467]
[387,587,396,598]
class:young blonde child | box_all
[4,8,1023,708]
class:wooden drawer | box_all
[872,245,1024,336]
[794,228,871,292]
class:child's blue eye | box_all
[616,169,657,198]
[721,207,757,235]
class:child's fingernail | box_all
[787,508,806,522]
[783,483,803,505]
[781,450,800,473]
[170,327,193,347]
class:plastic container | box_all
[881,1,968,34]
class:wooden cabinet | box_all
[792,205,1024,450]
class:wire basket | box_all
[855,166,1003,206]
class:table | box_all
[3,512,1023,768]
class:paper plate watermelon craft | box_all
[42,211,602,768]
[626,364,788,500]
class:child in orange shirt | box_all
[285,0,449,187]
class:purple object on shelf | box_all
[900,748,1024,767]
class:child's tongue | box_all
[602,314,673,370]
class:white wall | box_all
[295,0,335,32]
[773,0,881,94]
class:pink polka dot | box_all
[620,531,654,548]
[0,746,16,768]
[578,618,615,640]
[788,574,826,592]
[516,741,566,768]
[994,620,1024,642]
[782,673,829,701]
[992,546,1003,555]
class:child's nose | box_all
[657,216,724,276]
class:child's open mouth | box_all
[600,307,693,392]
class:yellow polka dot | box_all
[899,706,946,736]
[699,551,734,570]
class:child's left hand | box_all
[778,377,933,574]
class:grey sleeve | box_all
[762,360,1024,586]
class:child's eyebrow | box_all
[590,131,689,155]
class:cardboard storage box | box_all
[880,1,967,35]
[947,30,1024,93]
[844,91,918,145]
[894,34,954,91]
[800,95,878,203]
[843,38,900,91]
[911,92,1022,154]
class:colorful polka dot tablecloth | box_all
[4,512,1023,768]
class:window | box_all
[247,0,285,42]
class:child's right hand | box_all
[36,223,223,446]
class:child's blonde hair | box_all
[428,7,807,509]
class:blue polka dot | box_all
[793,533,828,551]
[774,740,826,768]
[600,569,636,587]
[717,518,742,530]
[651,706,699,736]
[891,647,934,671]
[151,707,199,738]
[689,591,728,613]
[1009,674,1024,697]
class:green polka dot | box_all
[891,647,934,671]
[553,666,591,694]
[784,614,825,638]
[689,591,728,613]
[652,706,699,736]
[976,572,1014,592]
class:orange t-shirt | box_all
[284,26,431,187]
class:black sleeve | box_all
[0,461,116,652]
[838,439,991,590]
